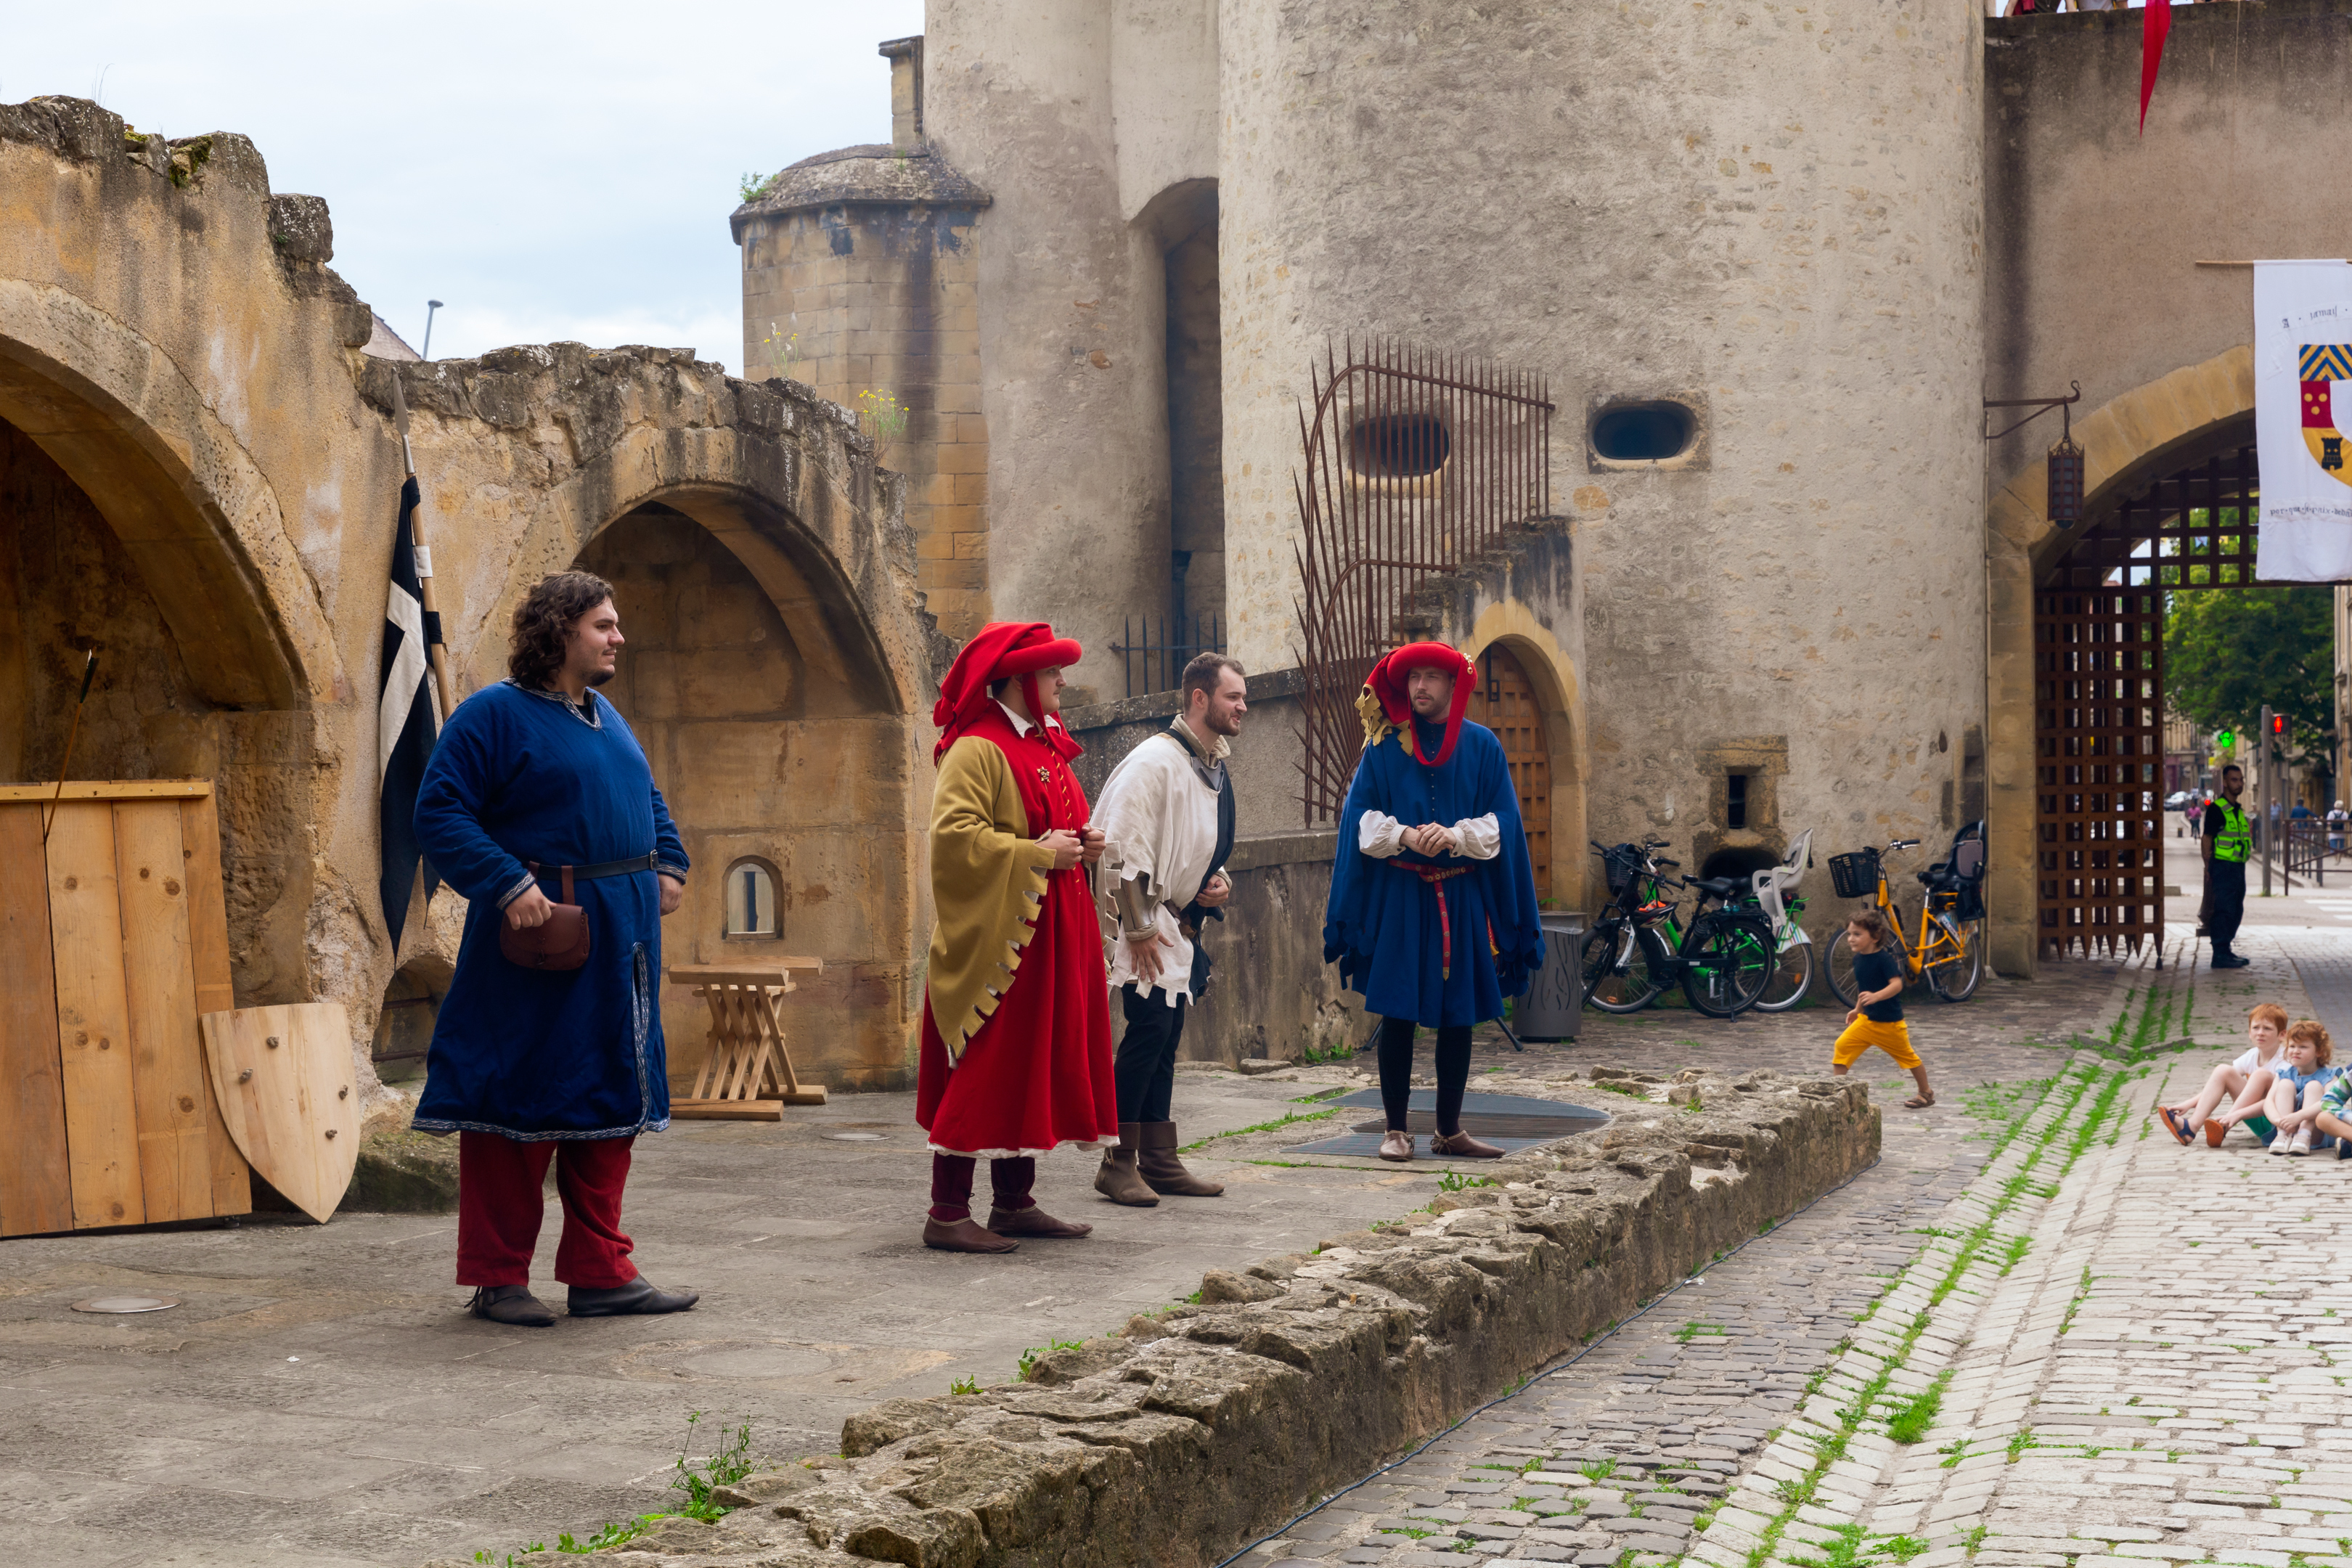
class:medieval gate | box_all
[1469,645,1552,902]
[2035,441,2258,960]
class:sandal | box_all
[1903,1095,1935,1109]
[2157,1107,2194,1146]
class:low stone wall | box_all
[483,1067,1877,1568]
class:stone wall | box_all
[444,1066,1879,1568]
[0,94,937,1122]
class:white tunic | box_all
[1093,731,1223,1005]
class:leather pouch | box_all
[499,863,592,971]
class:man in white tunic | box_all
[1090,654,1247,1205]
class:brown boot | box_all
[986,1204,1093,1238]
[1095,1126,1159,1206]
[1138,1122,1224,1197]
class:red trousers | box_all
[456,1132,637,1289]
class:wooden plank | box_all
[46,801,144,1229]
[179,793,250,1216]
[668,960,824,978]
[115,801,213,1222]
[0,780,213,803]
[200,1003,358,1223]
[0,804,72,1238]
[671,1098,785,1122]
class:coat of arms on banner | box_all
[2300,343,2352,483]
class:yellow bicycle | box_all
[1824,825,1986,1005]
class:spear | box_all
[41,650,98,844]
[390,376,457,719]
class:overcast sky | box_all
[7,1,924,373]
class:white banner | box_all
[2255,259,2352,581]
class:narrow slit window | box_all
[1727,772,1749,830]
[724,859,780,939]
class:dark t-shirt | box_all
[1853,948,1905,1023]
[2202,801,2228,840]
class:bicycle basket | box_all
[1828,849,1881,900]
[1603,846,1641,897]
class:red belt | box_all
[1390,860,1474,979]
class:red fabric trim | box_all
[1368,641,1476,765]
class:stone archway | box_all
[1984,346,2255,977]
[1461,605,1588,912]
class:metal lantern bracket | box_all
[1983,381,2082,443]
[1985,382,2086,528]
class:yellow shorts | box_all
[1833,1017,1921,1071]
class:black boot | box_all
[468,1284,556,1328]
[568,1275,699,1316]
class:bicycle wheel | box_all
[1681,917,1775,1017]
[1752,935,1814,1013]
[1824,928,1861,1008]
[1926,916,1985,1002]
[1582,923,1665,1013]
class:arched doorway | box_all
[572,499,915,1093]
[1470,643,1551,902]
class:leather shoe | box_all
[468,1284,555,1328]
[1431,1130,1506,1159]
[1137,1122,1224,1197]
[986,1204,1093,1238]
[1379,1130,1414,1162]
[567,1275,699,1316]
[922,1215,1018,1253]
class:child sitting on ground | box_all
[2306,1030,2352,1159]
[1832,907,1933,1109]
[2261,1021,2337,1157]
[2160,1003,2290,1147]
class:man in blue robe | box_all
[1323,642,1545,1163]
[412,571,697,1327]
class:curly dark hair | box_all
[508,571,616,689]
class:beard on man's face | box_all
[588,666,617,687]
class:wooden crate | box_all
[0,782,252,1236]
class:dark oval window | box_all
[1591,402,1694,462]
[1347,414,1452,478]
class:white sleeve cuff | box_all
[1358,811,1408,859]
[1452,813,1502,860]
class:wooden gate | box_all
[2034,441,2258,960]
[1470,645,1551,902]
[1,781,252,1236]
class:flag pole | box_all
[390,376,458,721]
[41,650,98,844]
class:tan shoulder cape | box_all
[925,734,1060,1061]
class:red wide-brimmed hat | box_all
[1362,640,1475,766]
[931,621,1084,764]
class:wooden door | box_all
[0,783,250,1236]
[2033,590,2163,957]
[1471,646,1552,902]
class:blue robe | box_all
[410,681,689,1140]
[1324,718,1545,1027]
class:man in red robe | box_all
[916,622,1118,1252]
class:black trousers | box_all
[1114,987,1186,1124]
[1376,1016,1474,1135]
[2208,858,2247,957]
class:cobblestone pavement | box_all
[1249,907,2352,1568]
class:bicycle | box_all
[1823,822,1987,1006]
[1580,839,1779,1017]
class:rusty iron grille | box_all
[1293,340,1553,825]
[1108,612,1225,699]
[2034,440,2259,962]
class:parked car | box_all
[2164,791,2194,811]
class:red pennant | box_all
[2139,0,2171,134]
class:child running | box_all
[2159,1003,2290,1147]
[2259,1020,2337,1157]
[1832,907,1932,1108]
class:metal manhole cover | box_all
[822,1132,886,1142]
[71,1296,178,1314]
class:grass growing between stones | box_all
[466,1410,761,1561]
[1178,1106,1336,1151]
[1717,1058,2131,1568]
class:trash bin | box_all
[1514,911,1587,1041]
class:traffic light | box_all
[2215,729,2236,748]
[2272,714,2289,737]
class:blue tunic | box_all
[1323,719,1545,1027]
[410,681,689,1140]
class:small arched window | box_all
[723,857,782,939]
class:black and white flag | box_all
[379,474,443,948]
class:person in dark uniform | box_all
[2203,763,2253,970]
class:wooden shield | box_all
[198,1003,360,1223]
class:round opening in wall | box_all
[1347,414,1451,479]
[1591,401,1695,462]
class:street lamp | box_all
[421,300,445,361]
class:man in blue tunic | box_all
[1323,642,1545,1163]
[412,571,698,1327]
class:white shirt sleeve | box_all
[1358,810,1408,859]
[1450,813,1502,861]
